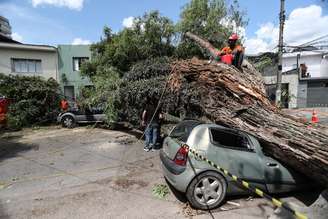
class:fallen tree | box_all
[165,32,328,185]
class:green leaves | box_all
[79,1,248,126]
[152,184,170,199]
[81,11,175,76]
[176,0,247,58]
[0,73,60,130]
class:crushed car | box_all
[160,120,311,210]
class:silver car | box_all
[160,120,308,210]
[57,106,106,128]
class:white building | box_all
[282,51,328,78]
[260,50,328,108]
[0,42,58,81]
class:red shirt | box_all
[60,100,69,111]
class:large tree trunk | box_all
[167,32,328,185]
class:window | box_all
[11,59,42,73]
[73,57,89,71]
[210,128,251,151]
[169,120,203,142]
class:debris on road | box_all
[227,201,241,207]
[114,178,148,190]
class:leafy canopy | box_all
[175,0,248,58]
[81,10,175,76]
[80,1,248,125]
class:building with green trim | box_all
[57,45,92,100]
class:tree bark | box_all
[167,32,328,185]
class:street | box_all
[0,126,320,219]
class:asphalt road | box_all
[0,126,320,219]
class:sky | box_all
[0,0,327,54]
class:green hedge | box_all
[0,73,60,130]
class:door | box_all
[307,81,328,107]
[83,107,96,122]
[209,128,266,191]
[64,86,75,100]
[252,137,306,193]
[92,106,105,121]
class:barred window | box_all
[11,59,42,73]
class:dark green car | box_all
[160,120,309,210]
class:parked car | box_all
[160,120,310,210]
[57,106,106,128]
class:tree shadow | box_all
[165,178,187,203]
[0,201,9,219]
[0,137,38,163]
[275,187,324,206]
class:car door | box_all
[74,108,87,122]
[92,106,105,121]
[208,128,266,192]
[84,107,97,122]
[249,135,307,193]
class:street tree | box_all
[175,0,248,59]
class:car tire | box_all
[186,171,227,210]
[61,115,75,128]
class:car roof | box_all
[182,120,228,130]
[186,120,252,135]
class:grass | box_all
[152,184,170,199]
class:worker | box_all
[211,33,244,69]
[60,98,69,111]
[142,97,163,152]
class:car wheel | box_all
[186,171,227,210]
[61,115,75,128]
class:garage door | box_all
[307,81,328,107]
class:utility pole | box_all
[276,0,285,105]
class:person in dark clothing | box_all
[142,98,163,152]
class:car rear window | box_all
[169,120,203,142]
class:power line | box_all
[299,34,328,47]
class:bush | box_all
[0,73,60,130]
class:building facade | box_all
[0,42,58,80]
[282,51,328,78]
[259,51,328,108]
[57,45,92,100]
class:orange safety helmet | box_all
[229,33,239,41]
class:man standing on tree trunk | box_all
[210,33,244,69]
[142,98,163,152]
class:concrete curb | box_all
[269,190,328,219]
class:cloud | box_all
[244,22,278,55]
[245,5,328,55]
[72,37,90,45]
[12,32,23,42]
[220,18,246,39]
[122,16,134,28]
[31,0,84,11]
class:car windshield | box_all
[169,120,203,142]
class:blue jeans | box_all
[145,123,159,147]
